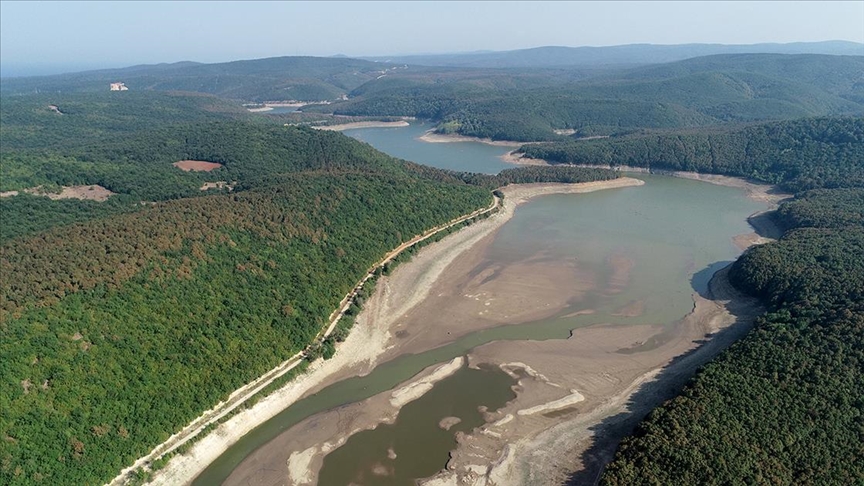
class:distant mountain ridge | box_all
[365,41,864,68]
[0,57,399,102]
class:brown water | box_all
[317,364,515,486]
[194,125,767,486]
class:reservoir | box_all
[344,122,513,174]
[194,123,767,485]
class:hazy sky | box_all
[2,1,862,76]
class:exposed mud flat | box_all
[500,150,547,166]
[419,130,525,147]
[223,358,465,486]
[149,179,642,486]
[424,267,763,486]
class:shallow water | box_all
[194,124,765,485]
[318,364,515,486]
[265,105,300,114]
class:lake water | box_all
[194,123,765,485]
[344,122,513,174]
[265,105,300,114]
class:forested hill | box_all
[316,54,864,141]
[0,56,400,101]
[518,116,864,192]
[0,88,620,484]
[0,172,490,485]
[0,90,618,242]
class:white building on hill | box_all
[109,82,128,91]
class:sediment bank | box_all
[145,178,643,485]
[311,120,410,131]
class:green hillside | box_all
[519,116,864,192]
[314,54,864,141]
[0,57,398,102]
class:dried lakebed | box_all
[185,173,771,486]
[156,123,779,485]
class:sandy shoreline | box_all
[506,159,792,204]
[143,178,642,485]
[311,120,410,131]
[499,150,547,166]
[419,130,525,147]
[426,265,763,486]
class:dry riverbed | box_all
[424,266,763,486]
[146,178,642,485]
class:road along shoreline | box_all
[134,178,642,485]
[109,192,499,485]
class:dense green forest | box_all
[314,54,864,141]
[0,91,249,151]
[599,171,863,483]
[0,172,492,485]
[0,92,404,238]
[519,116,864,192]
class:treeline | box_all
[601,176,864,483]
[438,97,713,142]
[321,89,714,142]
[519,116,864,192]
[455,165,619,189]
[0,172,490,485]
[774,187,864,231]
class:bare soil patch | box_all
[173,160,223,172]
[1,185,115,202]
[500,150,547,166]
[199,181,235,192]
[419,130,524,147]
